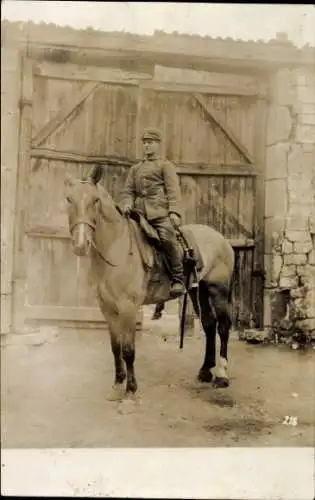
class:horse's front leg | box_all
[100,318,126,401]
[121,315,138,396]
[110,301,139,397]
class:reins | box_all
[70,211,134,268]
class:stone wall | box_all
[264,66,315,341]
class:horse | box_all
[64,164,235,401]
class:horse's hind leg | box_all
[189,282,217,383]
[208,284,232,388]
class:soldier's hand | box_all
[169,212,181,228]
[122,204,133,216]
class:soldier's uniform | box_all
[121,128,185,297]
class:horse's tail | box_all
[228,249,239,304]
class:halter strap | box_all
[69,219,96,233]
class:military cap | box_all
[142,127,162,142]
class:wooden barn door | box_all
[13,58,266,332]
[12,59,149,331]
[137,83,267,329]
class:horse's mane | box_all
[96,182,124,218]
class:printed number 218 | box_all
[282,416,298,426]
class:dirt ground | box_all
[1,304,314,448]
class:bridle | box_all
[69,218,96,234]
[68,181,133,268]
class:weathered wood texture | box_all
[11,60,265,331]
[1,49,22,334]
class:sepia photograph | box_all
[1,1,315,498]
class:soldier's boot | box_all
[163,241,186,298]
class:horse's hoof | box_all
[213,377,229,388]
[197,371,213,383]
[106,384,125,402]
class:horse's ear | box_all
[64,173,73,187]
[88,164,103,185]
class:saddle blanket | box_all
[129,211,204,285]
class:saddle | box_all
[127,210,204,287]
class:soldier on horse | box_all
[120,127,186,298]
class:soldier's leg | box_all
[151,217,185,297]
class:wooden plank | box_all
[25,226,255,248]
[31,81,101,148]
[135,86,142,159]
[12,57,34,333]
[1,48,22,334]
[5,22,314,69]
[34,61,153,83]
[31,147,134,167]
[25,305,105,322]
[194,93,255,164]
[24,305,143,325]
[223,177,241,239]
[207,181,253,239]
[141,80,262,97]
[26,226,70,239]
[31,148,257,176]
[252,98,268,328]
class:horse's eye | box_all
[93,198,99,205]
[66,196,72,203]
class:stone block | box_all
[273,254,283,284]
[266,106,292,145]
[265,179,288,218]
[265,254,283,288]
[308,249,315,265]
[269,68,297,106]
[264,217,285,254]
[297,267,315,287]
[292,68,315,88]
[297,264,313,277]
[302,142,315,153]
[282,239,293,254]
[296,102,315,116]
[294,241,313,254]
[285,213,309,232]
[280,265,296,278]
[242,328,272,343]
[287,144,314,177]
[296,124,315,144]
[290,287,306,299]
[286,230,312,243]
[279,275,299,289]
[298,113,315,126]
[305,288,315,315]
[284,254,307,266]
[265,143,289,180]
[296,318,315,333]
[297,85,315,104]
[272,231,284,254]
[288,177,313,205]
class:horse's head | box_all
[64,165,103,257]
